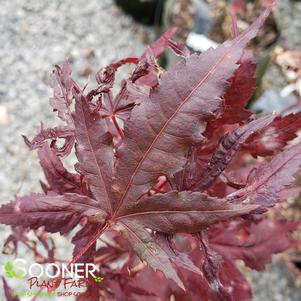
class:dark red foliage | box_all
[210,219,299,271]
[1,5,301,301]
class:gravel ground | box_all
[250,262,301,301]
[275,0,301,49]
[0,0,300,300]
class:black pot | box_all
[114,0,165,25]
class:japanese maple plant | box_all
[1,6,301,301]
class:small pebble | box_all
[0,105,9,126]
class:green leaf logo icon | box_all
[5,262,14,278]
[4,261,25,279]
[92,275,104,283]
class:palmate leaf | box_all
[3,5,301,300]
[1,7,272,293]
[95,9,272,287]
